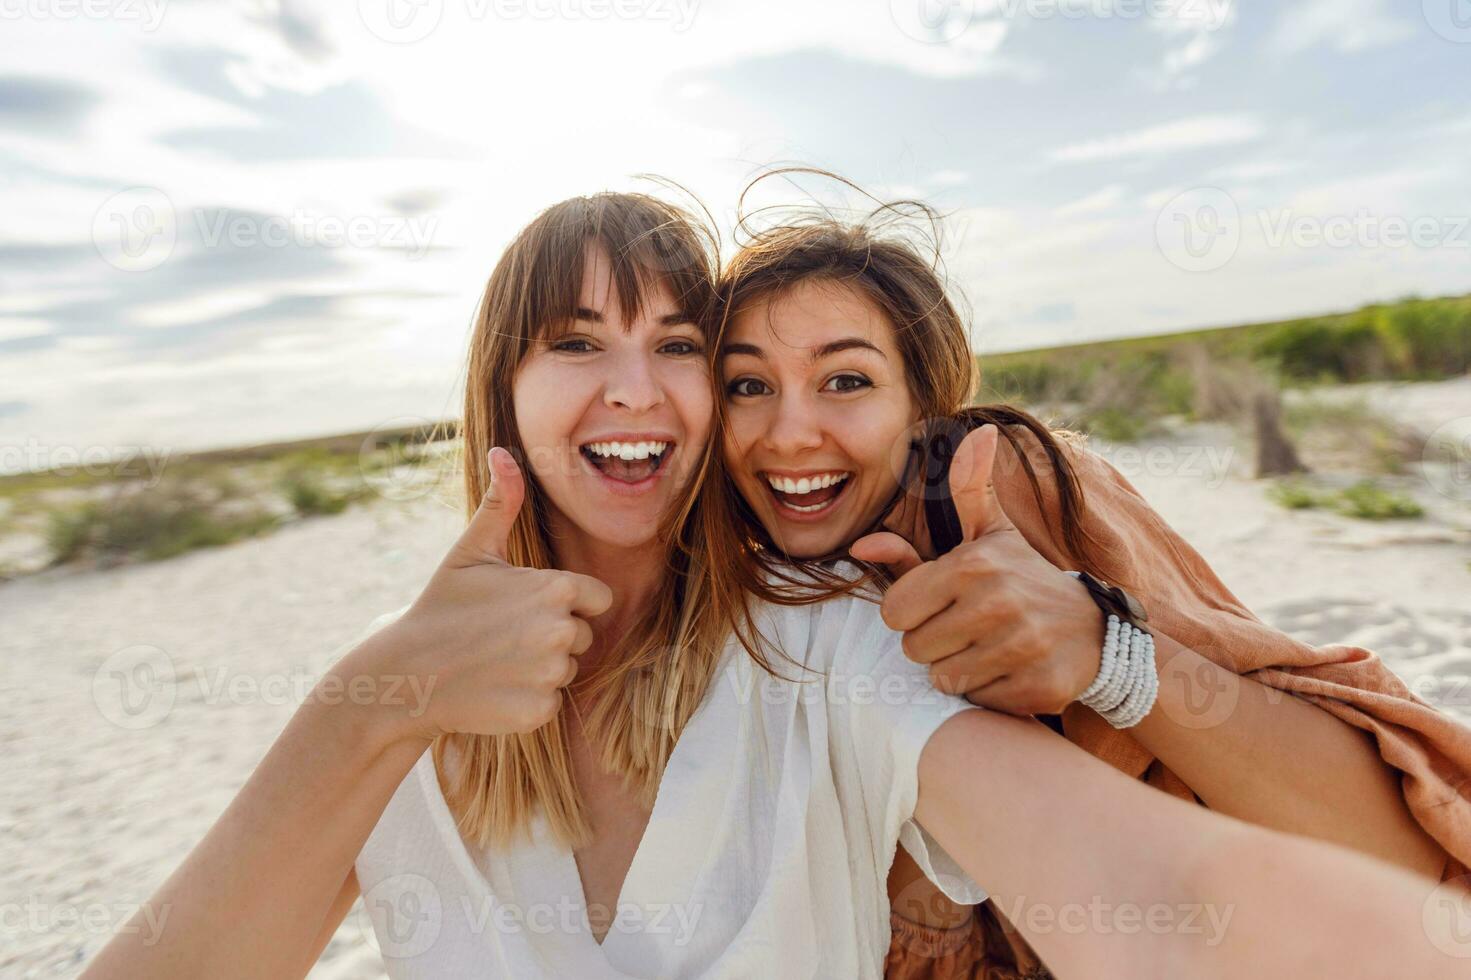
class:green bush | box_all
[1268,480,1326,510]
[279,469,359,516]
[1334,480,1424,520]
[45,482,278,565]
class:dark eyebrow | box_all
[721,337,884,362]
[574,307,695,329]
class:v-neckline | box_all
[413,642,742,968]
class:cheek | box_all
[511,363,581,471]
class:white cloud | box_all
[1050,114,1261,163]
[1054,184,1126,216]
[1269,0,1415,55]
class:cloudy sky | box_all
[1,0,1468,465]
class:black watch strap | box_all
[1070,570,1150,633]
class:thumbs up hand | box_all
[851,425,1105,716]
[356,447,613,742]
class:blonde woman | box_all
[87,191,1467,980]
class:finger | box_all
[459,447,525,563]
[927,646,1011,695]
[564,572,614,618]
[902,605,990,666]
[881,560,960,632]
[960,673,1038,716]
[949,425,1013,542]
[557,656,580,689]
[569,617,594,655]
[849,532,924,578]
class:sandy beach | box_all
[3,392,1469,978]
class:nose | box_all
[763,390,824,457]
[603,347,666,414]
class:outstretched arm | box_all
[857,424,1446,878]
[914,708,1464,980]
[84,449,612,979]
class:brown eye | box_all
[726,377,771,398]
[823,373,871,393]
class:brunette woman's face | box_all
[721,279,917,558]
[513,246,712,552]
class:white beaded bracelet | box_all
[1068,573,1159,729]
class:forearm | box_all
[1124,630,1445,877]
[84,638,431,980]
[915,709,1461,980]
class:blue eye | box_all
[660,339,702,356]
[726,377,771,398]
[550,336,595,353]
[823,374,872,393]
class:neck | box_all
[549,526,666,675]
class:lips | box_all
[580,438,673,485]
[762,470,851,516]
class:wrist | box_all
[314,627,439,755]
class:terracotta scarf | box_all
[883,429,1471,979]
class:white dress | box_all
[354,587,989,978]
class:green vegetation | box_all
[978,292,1471,441]
[46,482,278,564]
[1266,478,1424,520]
[1,421,457,570]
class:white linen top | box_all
[353,586,989,978]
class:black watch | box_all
[1070,571,1150,633]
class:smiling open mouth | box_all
[764,472,851,514]
[580,440,672,483]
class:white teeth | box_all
[586,440,670,460]
[764,472,850,495]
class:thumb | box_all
[850,531,924,578]
[950,424,1012,541]
[459,447,524,563]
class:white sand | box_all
[3,403,1469,978]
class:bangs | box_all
[514,193,716,344]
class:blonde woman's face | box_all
[720,279,917,559]
[513,246,712,553]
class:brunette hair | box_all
[700,171,1110,621]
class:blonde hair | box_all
[438,190,742,851]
